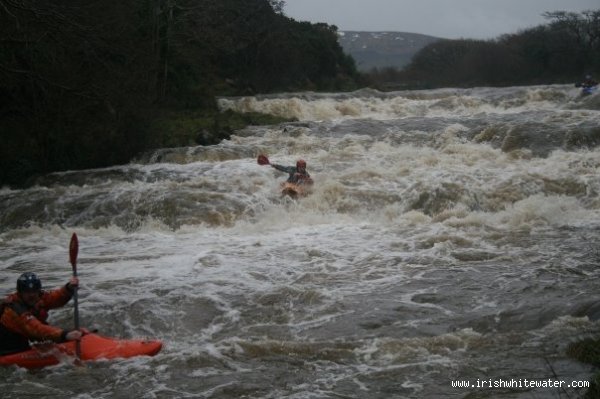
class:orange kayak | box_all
[281,181,312,199]
[0,333,162,369]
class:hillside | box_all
[338,31,441,71]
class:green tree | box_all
[0,0,360,187]
[368,9,599,90]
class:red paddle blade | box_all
[69,233,79,268]
[257,154,270,165]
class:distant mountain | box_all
[338,31,441,72]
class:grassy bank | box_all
[2,108,294,189]
[147,108,295,149]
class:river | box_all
[1,84,599,398]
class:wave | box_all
[218,84,598,121]
[1,143,597,233]
[1,84,598,232]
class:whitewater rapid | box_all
[1,84,599,398]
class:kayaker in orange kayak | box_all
[259,156,313,185]
[0,272,83,355]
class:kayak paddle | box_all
[69,233,81,360]
[257,154,270,165]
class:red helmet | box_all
[296,159,307,168]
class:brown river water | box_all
[1,84,599,398]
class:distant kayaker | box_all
[0,272,83,355]
[583,75,598,87]
[577,74,598,89]
[270,159,313,185]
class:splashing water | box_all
[1,84,599,398]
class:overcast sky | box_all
[283,0,599,39]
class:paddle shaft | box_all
[72,271,80,330]
[69,233,81,359]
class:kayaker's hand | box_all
[65,330,82,341]
[67,277,79,291]
[80,327,91,335]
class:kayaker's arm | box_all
[2,304,64,342]
[39,285,76,310]
[271,164,296,174]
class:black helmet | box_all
[17,272,42,292]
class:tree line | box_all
[365,10,600,89]
[3,4,598,187]
[0,0,359,187]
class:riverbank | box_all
[7,108,295,189]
